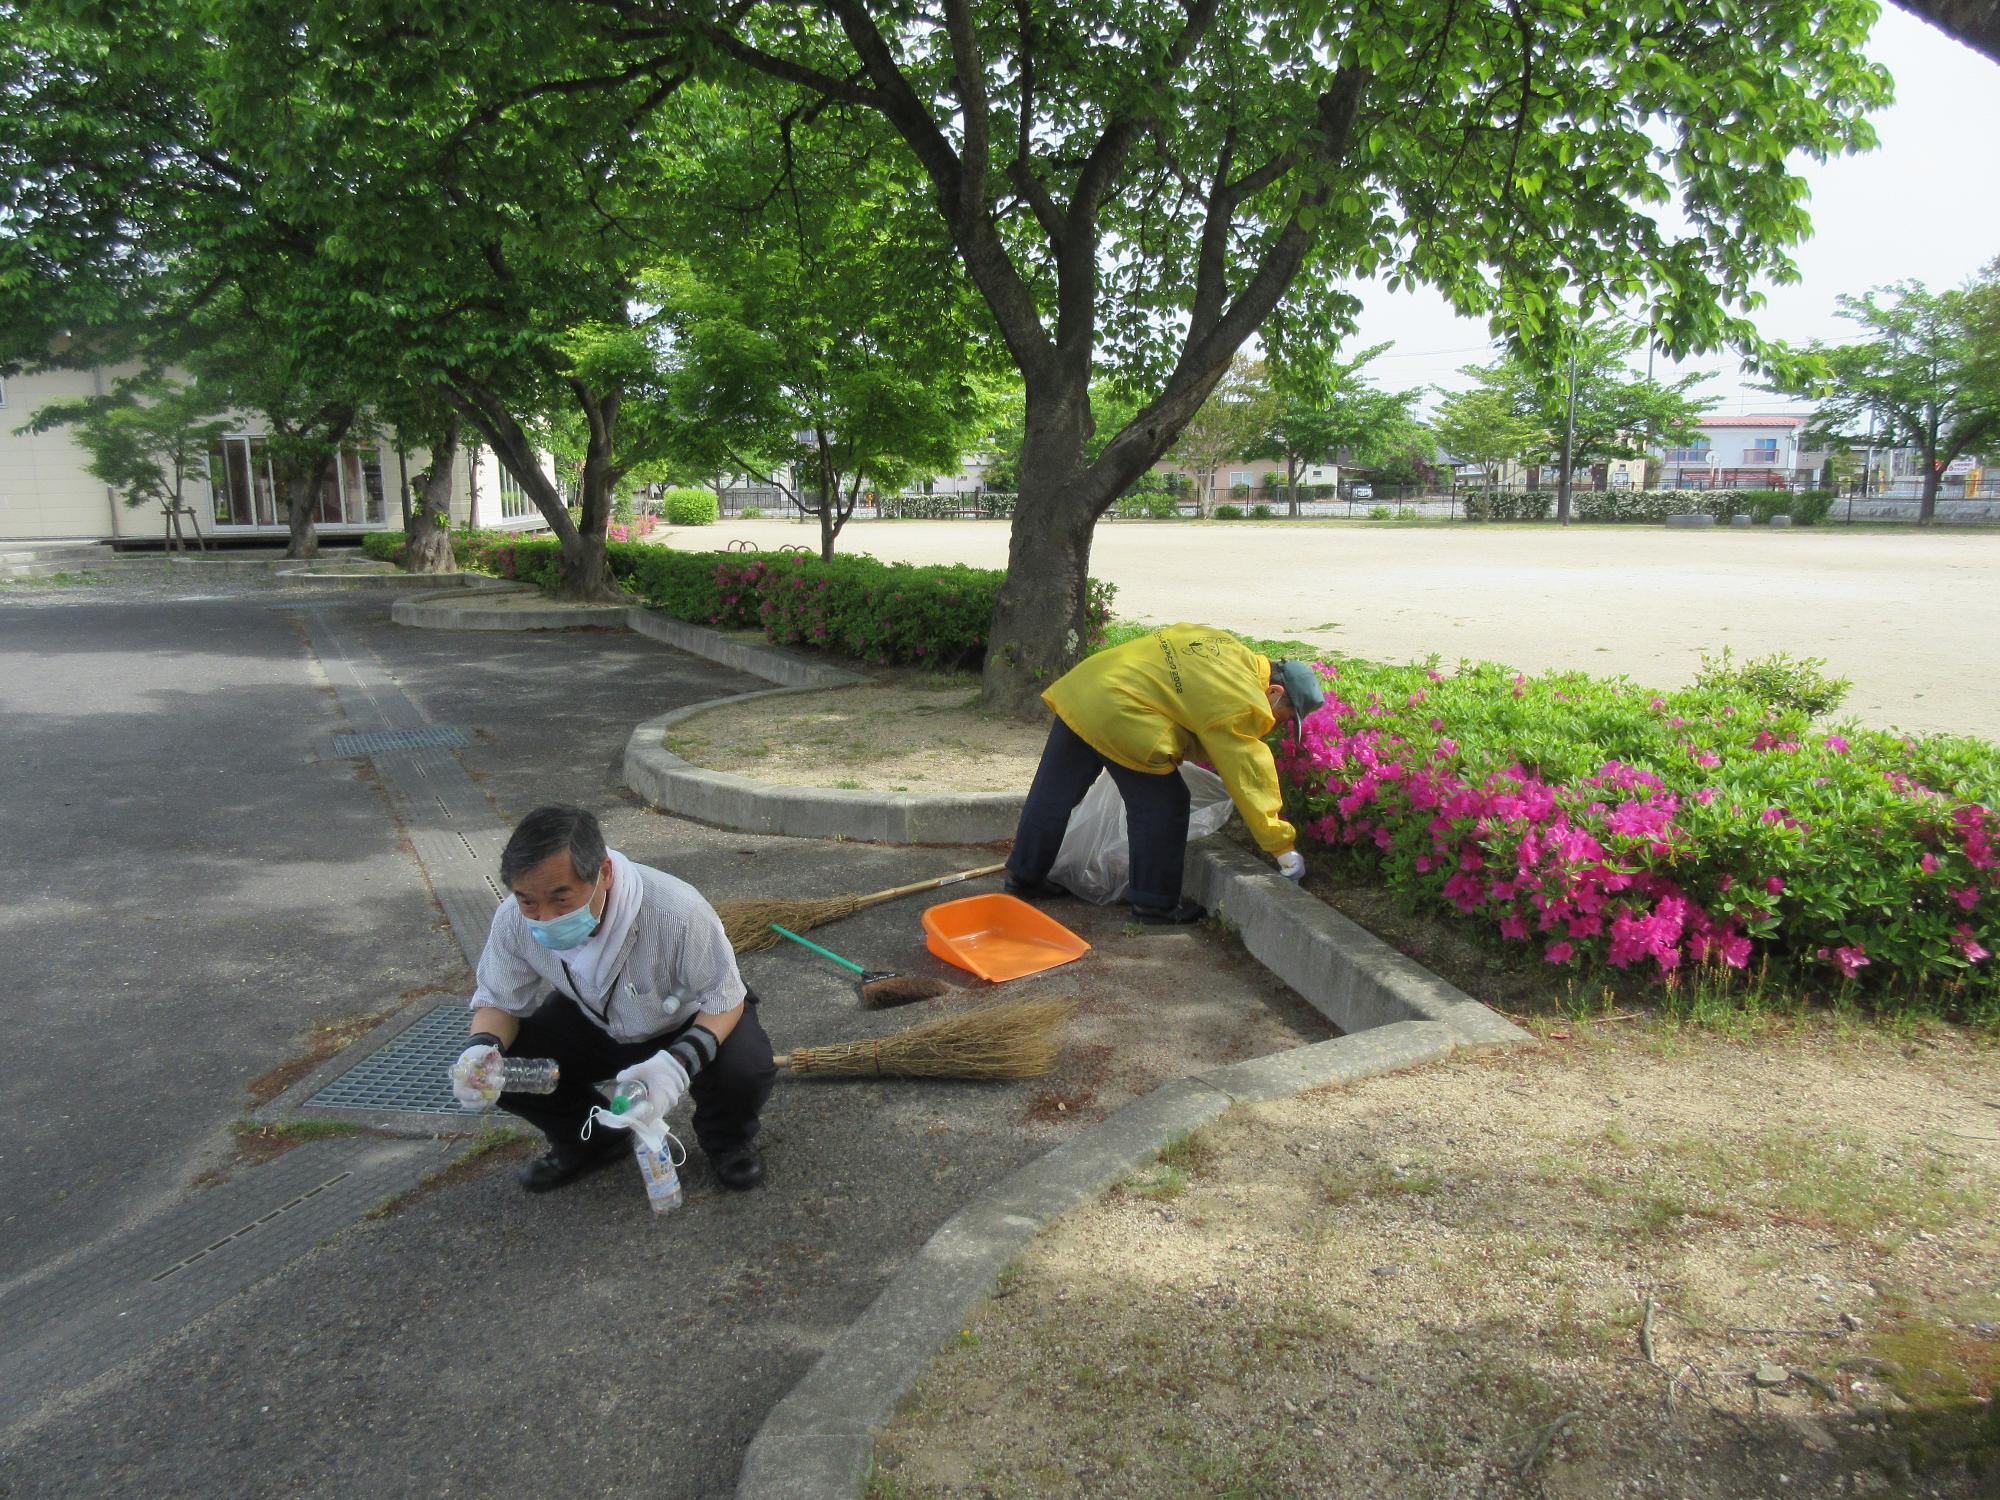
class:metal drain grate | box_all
[306,1004,468,1114]
[332,724,469,757]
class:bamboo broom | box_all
[718,861,1006,954]
[775,996,1075,1080]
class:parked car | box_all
[1348,483,1373,500]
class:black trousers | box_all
[1006,716,1193,910]
[496,990,777,1160]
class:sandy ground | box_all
[872,1023,2000,1500]
[666,673,1049,790]
[665,519,2000,742]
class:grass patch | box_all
[363,1124,534,1220]
[1871,1303,2000,1472]
[246,1005,404,1106]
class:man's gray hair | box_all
[500,805,607,888]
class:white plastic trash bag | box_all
[1048,764,1236,904]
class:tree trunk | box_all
[1286,454,1301,516]
[449,377,626,601]
[1920,463,1940,526]
[981,379,1103,717]
[402,428,459,574]
[281,458,324,561]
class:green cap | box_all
[1271,659,1326,733]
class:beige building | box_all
[1,367,553,544]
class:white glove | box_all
[450,1044,501,1110]
[1277,850,1305,883]
[613,1050,690,1127]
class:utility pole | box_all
[1557,346,1579,525]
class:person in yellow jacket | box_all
[1005,624,1326,924]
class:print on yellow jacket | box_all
[1041,624,1297,855]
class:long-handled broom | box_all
[775,996,1075,1079]
[718,861,1006,954]
[768,924,950,1007]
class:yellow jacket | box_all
[1043,624,1296,855]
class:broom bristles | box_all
[777,996,1076,1080]
[859,974,952,1008]
[717,894,862,953]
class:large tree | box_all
[1460,320,1715,520]
[645,93,997,560]
[1428,387,1547,501]
[19,372,225,549]
[1261,342,1424,513]
[1776,276,2000,524]
[555,0,1889,711]
[1166,354,1274,515]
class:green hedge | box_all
[662,487,719,525]
[1463,489,1836,524]
[878,492,1018,519]
[377,534,1118,671]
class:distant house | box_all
[1658,414,1825,490]
[0,366,554,545]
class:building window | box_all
[207,437,386,527]
[497,467,536,520]
[1229,470,1254,487]
[1664,446,1711,463]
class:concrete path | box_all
[0,579,1337,1498]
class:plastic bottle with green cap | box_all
[607,1081,683,1215]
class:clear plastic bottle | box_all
[611,1081,683,1215]
[497,1057,560,1095]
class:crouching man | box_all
[448,805,775,1193]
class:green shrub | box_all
[1367,504,1392,520]
[1692,647,1852,719]
[613,487,637,527]
[1117,490,1182,519]
[449,539,1118,672]
[662,487,719,525]
[1213,504,1243,519]
[1461,490,1557,522]
[1229,481,1253,499]
[1251,503,1274,520]
[362,532,403,563]
[1789,490,1835,525]
[740,506,764,520]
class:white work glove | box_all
[613,1050,690,1128]
[450,1044,501,1110]
[1276,850,1305,883]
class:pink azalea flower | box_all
[1955,925,1990,963]
[1499,914,1529,940]
[1544,941,1574,964]
[1691,749,1721,768]
[1764,876,1785,896]
[1823,735,1849,753]
[1951,887,1980,911]
[1920,853,1939,873]
[1818,945,1870,980]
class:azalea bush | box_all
[1277,658,1999,1019]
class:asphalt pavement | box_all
[0,578,1327,1498]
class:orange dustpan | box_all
[922,893,1091,983]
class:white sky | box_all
[1341,6,2000,416]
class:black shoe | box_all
[1131,897,1205,926]
[711,1145,765,1191]
[1004,874,1068,899]
[518,1138,624,1194]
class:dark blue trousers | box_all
[1007,717,1192,911]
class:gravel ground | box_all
[873,1021,2000,1500]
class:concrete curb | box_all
[391,583,627,630]
[624,611,863,690]
[734,1020,1476,1499]
[276,567,510,590]
[623,697,1025,844]
[1187,839,1529,1047]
